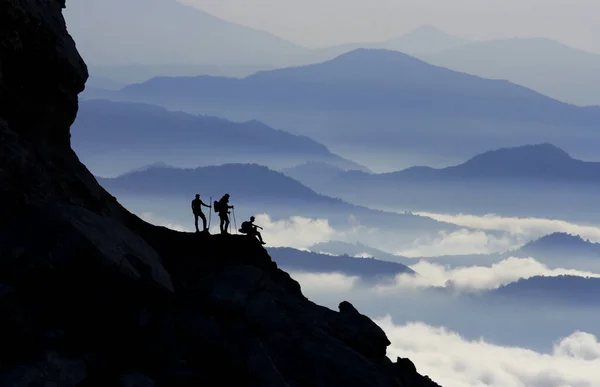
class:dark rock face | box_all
[0,2,442,386]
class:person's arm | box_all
[201,201,211,208]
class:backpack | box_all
[213,200,220,212]
[239,221,252,234]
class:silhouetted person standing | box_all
[191,194,211,233]
[240,216,266,245]
[216,193,234,234]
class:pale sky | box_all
[180,0,600,53]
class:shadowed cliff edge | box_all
[0,1,441,386]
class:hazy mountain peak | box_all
[463,143,573,167]
[64,0,306,66]
[528,232,588,247]
[382,25,470,54]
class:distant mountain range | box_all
[269,247,414,279]
[64,0,305,69]
[488,275,600,306]
[283,144,600,220]
[85,49,600,171]
[509,233,600,272]
[72,99,367,177]
[67,0,600,106]
[417,37,600,107]
[311,26,471,63]
[309,241,408,264]
[97,164,460,243]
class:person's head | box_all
[224,193,230,198]
[195,194,200,198]
[250,216,255,222]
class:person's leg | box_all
[194,214,199,233]
[200,212,207,231]
[220,216,225,233]
[256,231,265,244]
[224,217,230,233]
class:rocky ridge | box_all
[0,1,441,386]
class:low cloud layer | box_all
[290,257,600,295]
[378,317,600,387]
[396,228,517,257]
[140,211,540,257]
[417,212,600,244]
[140,212,190,232]
[252,213,337,249]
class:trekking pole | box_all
[232,207,238,235]
[208,196,212,231]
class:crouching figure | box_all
[239,216,266,245]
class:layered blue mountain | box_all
[400,232,600,272]
[97,164,460,245]
[518,233,600,257]
[88,49,600,170]
[283,144,600,221]
[309,241,409,264]
[268,247,414,280]
[488,276,600,306]
[72,99,367,177]
[418,37,600,106]
[64,0,305,68]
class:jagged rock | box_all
[0,351,87,387]
[0,1,443,386]
[396,357,418,374]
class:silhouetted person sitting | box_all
[191,193,211,233]
[214,193,234,234]
[240,216,266,245]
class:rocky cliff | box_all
[0,1,441,386]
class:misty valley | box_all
[2,1,599,386]
[64,10,600,382]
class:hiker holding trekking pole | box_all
[191,193,211,233]
[214,193,234,234]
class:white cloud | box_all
[397,228,517,258]
[139,212,191,232]
[289,257,600,297]
[377,316,600,387]
[253,213,338,249]
[553,332,600,361]
[417,212,600,244]
[385,258,600,293]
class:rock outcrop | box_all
[0,1,441,386]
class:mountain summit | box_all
[0,2,440,386]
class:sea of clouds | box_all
[139,209,600,385]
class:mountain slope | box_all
[0,2,441,386]
[381,143,600,182]
[419,37,600,106]
[63,0,306,66]
[288,144,600,186]
[94,48,600,170]
[283,144,600,220]
[269,247,415,279]
[72,99,368,177]
[489,276,600,306]
[310,241,410,264]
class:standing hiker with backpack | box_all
[191,193,211,233]
[214,193,234,234]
